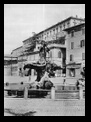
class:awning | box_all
[66,63,81,69]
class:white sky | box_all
[4,4,85,54]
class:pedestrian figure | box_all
[19,68,22,76]
[19,67,23,77]
[76,80,79,90]
[63,76,66,90]
[76,78,85,90]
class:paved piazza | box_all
[4,76,85,116]
[4,98,85,116]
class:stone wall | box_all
[4,65,18,76]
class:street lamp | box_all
[11,56,12,76]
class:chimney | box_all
[32,32,36,36]
[76,15,78,18]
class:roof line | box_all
[4,55,18,58]
[12,46,23,51]
[22,37,32,42]
[64,23,85,31]
[22,16,85,42]
[36,16,85,36]
[12,16,85,53]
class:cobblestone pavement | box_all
[4,76,85,116]
[4,98,85,116]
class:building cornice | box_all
[12,46,23,52]
[64,23,85,32]
[36,16,85,36]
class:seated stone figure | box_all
[29,71,53,90]
[38,71,54,89]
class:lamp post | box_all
[11,56,12,76]
[21,48,24,77]
[43,42,46,62]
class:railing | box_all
[51,85,85,100]
[4,84,85,100]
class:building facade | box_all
[11,46,23,57]
[35,16,84,41]
[64,23,85,78]
[10,16,85,76]
[34,16,85,75]
[11,46,25,68]
[4,54,18,76]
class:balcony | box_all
[46,35,66,48]
[48,43,66,48]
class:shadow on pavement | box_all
[4,108,36,116]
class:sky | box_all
[4,4,85,54]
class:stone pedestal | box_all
[24,86,28,99]
[51,87,55,100]
[79,87,83,100]
[31,69,34,76]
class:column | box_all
[79,86,83,100]
[29,69,34,82]
[24,86,28,99]
[31,69,34,76]
[51,87,55,100]
[60,69,62,77]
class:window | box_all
[82,28,85,34]
[80,40,85,47]
[63,23,65,29]
[28,55,31,61]
[67,21,70,28]
[82,53,85,60]
[58,51,61,58]
[70,54,73,61]
[53,29,55,34]
[71,31,74,37]
[42,34,43,39]
[47,32,49,37]
[50,31,51,35]
[40,36,41,40]
[60,25,62,31]
[56,27,58,33]
[71,42,74,49]
[73,20,77,26]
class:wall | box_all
[66,24,85,78]
[27,53,39,62]
[49,48,63,66]
[4,64,18,76]
[70,19,84,27]
[66,27,85,64]
[37,18,84,42]
[66,67,82,78]
[11,46,23,57]
[34,53,39,61]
